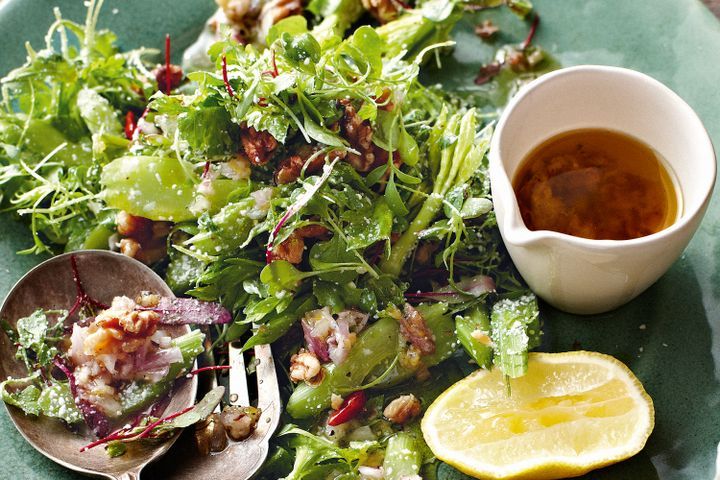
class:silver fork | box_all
[176,342,281,479]
[227,341,282,477]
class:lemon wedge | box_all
[421,351,654,480]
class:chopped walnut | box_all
[399,304,436,355]
[295,224,330,239]
[289,348,324,386]
[475,20,499,39]
[240,126,278,165]
[507,49,529,72]
[331,393,344,410]
[195,412,228,455]
[116,211,171,264]
[271,223,328,263]
[414,242,438,265]
[383,394,421,425]
[361,0,400,24]
[373,87,395,112]
[273,232,305,264]
[220,405,261,441]
[95,296,160,337]
[474,61,503,86]
[119,238,141,259]
[339,99,379,172]
[274,144,325,184]
[275,155,307,185]
[116,211,152,238]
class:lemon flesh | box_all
[422,351,654,480]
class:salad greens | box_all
[0,0,553,476]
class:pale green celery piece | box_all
[455,306,493,368]
[383,432,422,480]
[490,294,540,378]
[101,155,196,222]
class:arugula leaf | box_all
[15,310,62,369]
[0,375,83,424]
[313,280,377,313]
[178,106,236,156]
[267,16,309,46]
[1,379,41,416]
[308,235,360,283]
[360,274,407,309]
[279,33,321,74]
[37,383,83,424]
[343,197,392,250]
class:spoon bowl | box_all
[0,250,197,480]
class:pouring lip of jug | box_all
[488,64,716,314]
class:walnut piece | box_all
[119,238,141,259]
[95,296,160,337]
[116,211,171,265]
[240,126,278,165]
[116,211,152,238]
[275,144,325,184]
[273,232,305,264]
[399,304,436,355]
[216,0,257,24]
[220,405,261,441]
[383,394,421,424]
[339,99,379,173]
[289,348,324,385]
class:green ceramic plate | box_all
[1,0,719,478]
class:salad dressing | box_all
[513,128,679,240]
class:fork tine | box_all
[228,341,250,407]
[253,344,281,438]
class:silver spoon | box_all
[0,250,198,480]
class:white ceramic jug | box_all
[489,65,716,314]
